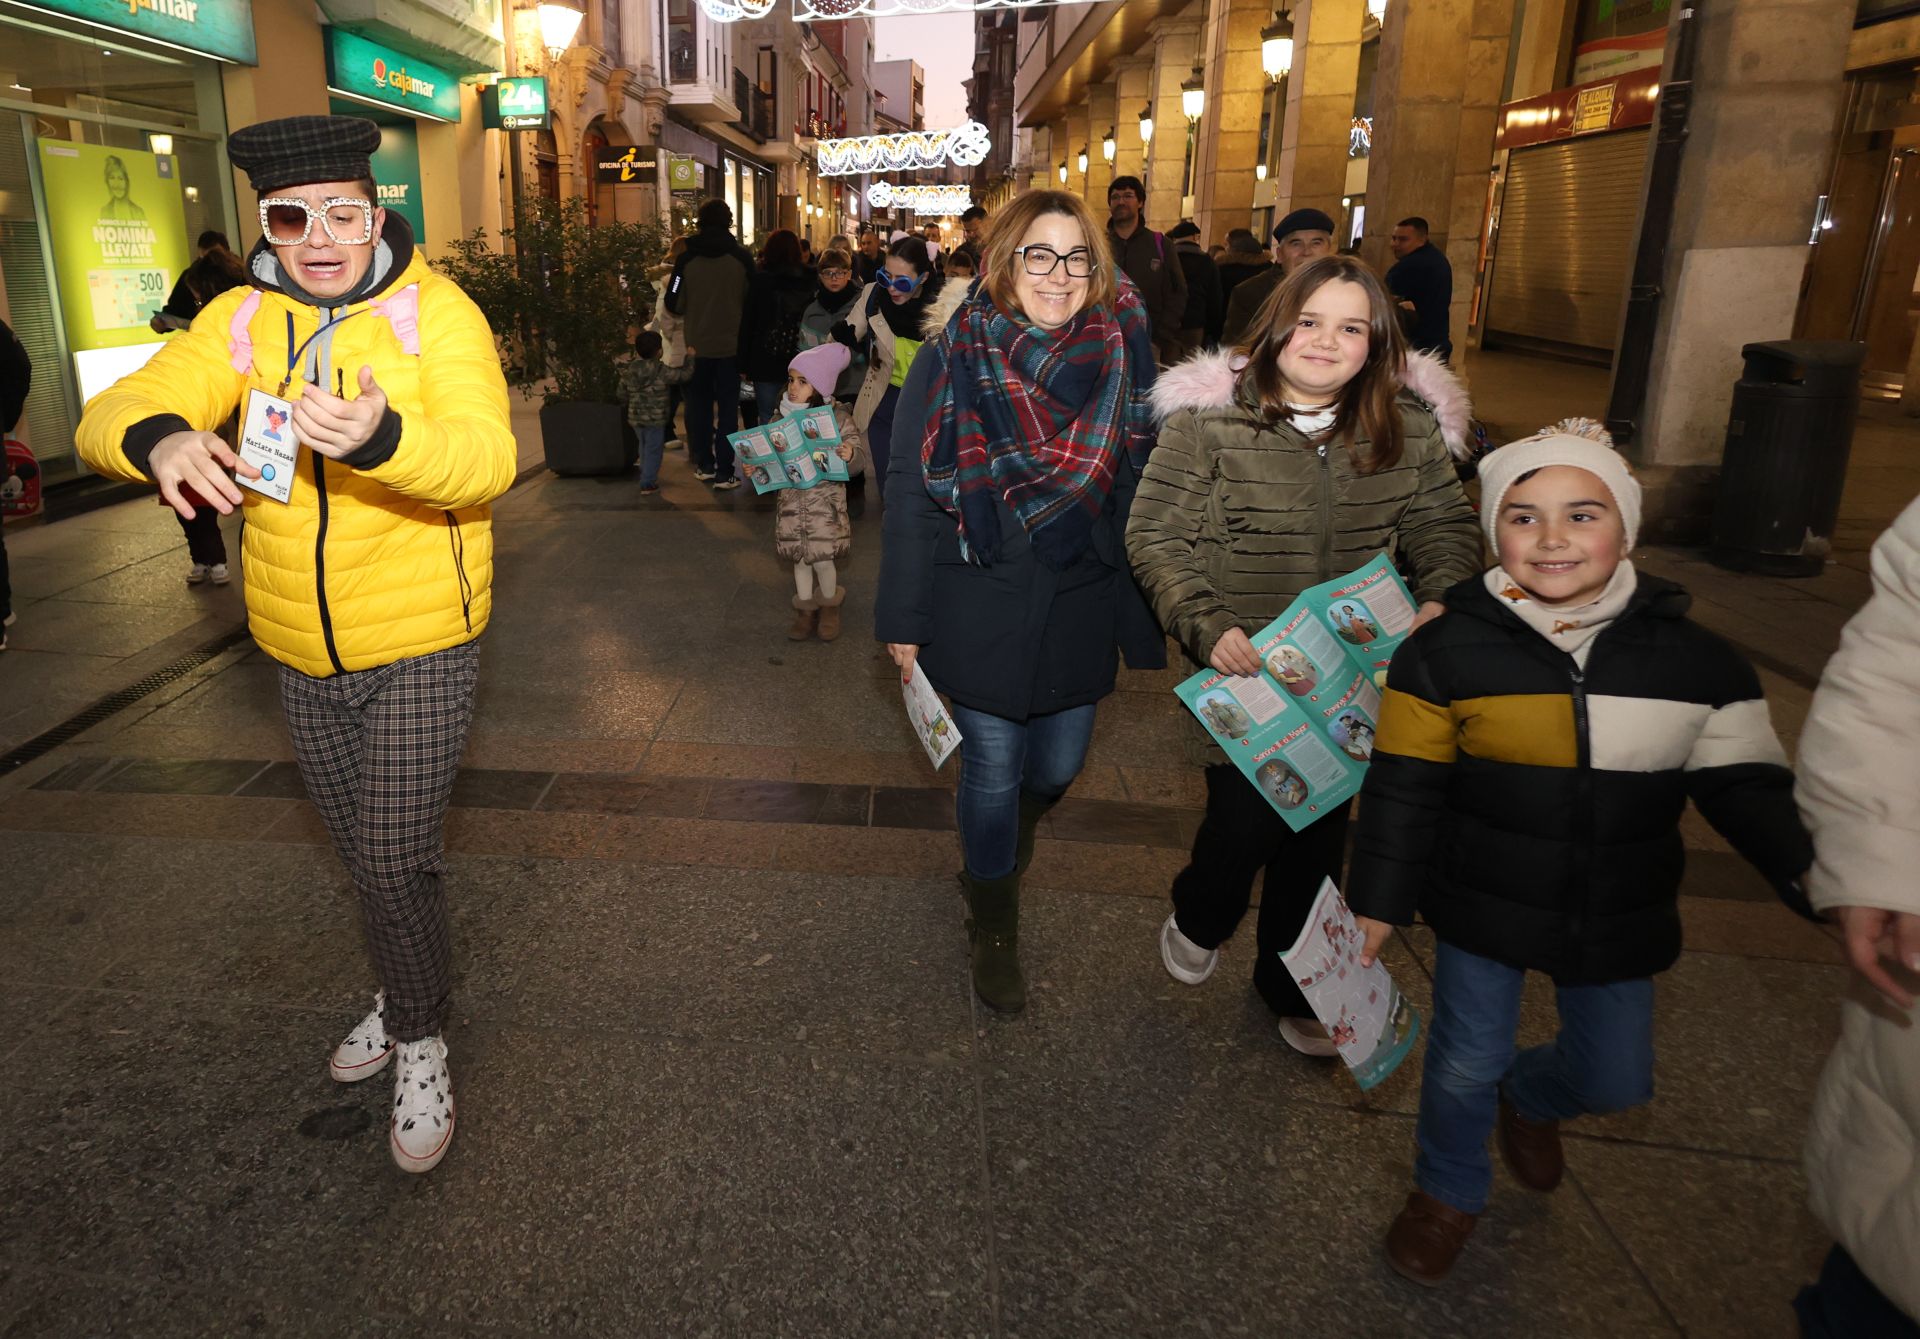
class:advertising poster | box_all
[37,139,191,353]
[369,123,426,248]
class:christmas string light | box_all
[795,0,1099,17]
[816,120,991,176]
[867,181,974,212]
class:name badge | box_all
[238,388,297,504]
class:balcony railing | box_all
[733,70,775,141]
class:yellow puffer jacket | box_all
[76,231,516,678]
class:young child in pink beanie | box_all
[777,343,865,642]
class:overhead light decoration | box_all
[1349,115,1372,158]
[1101,128,1116,164]
[816,120,991,176]
[536,0,586,54]
[1138,106,1154,146]
[791,0,1107,17]
[1261,13,1294,82]
[701,0,776,18]
[868,181,973,212]
[1181,66,1206,123]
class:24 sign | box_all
[481,77,551,130]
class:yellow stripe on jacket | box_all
[74,252,515,677]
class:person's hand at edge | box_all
[1410,601,1446,632]
[1356,915,1394,968]
[887,643,918,682]
[1835,905,1919,1009]
[1208,627,1261,678]
[149,430,258,519]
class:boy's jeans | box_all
[1416,940,1655,1215]
[636,425,665,487]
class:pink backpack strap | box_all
[371,283,421,355]
[226,290,264,373]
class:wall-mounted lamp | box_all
[1260,13,1294,82]
[1058,159,1068,184]
[537,0,586,57]
[1181,66,1206,124]
[1138,105,1154,146]
[1256,162,1268,182]
[1101,129,1116,164]
[147,132,174,156]
[1076,145,1088,175]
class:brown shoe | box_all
[1497,1095,1565,1192]
[815,588,846,642]
[1384,1191,1478,1286]
[787,598,820,641]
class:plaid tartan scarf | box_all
[919,277,1157,569]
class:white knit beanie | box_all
[1477,417,1641,550]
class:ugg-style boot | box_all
[962,869,1026,1013]
[1014,790,1058,877]
[815,588,847,642]
[787,596,820,641]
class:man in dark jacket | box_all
[0,316,29,649]
[666,199,755,488]
[854,226,886,285]
[1166,220,1224,356]
[1105,175,1187,364]
[1387,216,1454,362]
[1215,228,1274,309]
[1221,207,1336,345]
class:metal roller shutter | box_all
[1484,128,1650,357]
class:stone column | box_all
[1044,118,1070,193]
[1629,0,1854,540]
[1064,103,1093,205]
[1193,0,1268,244]
[1145,14,1205,234]
[1364,0,1517,361]
[1271,0,1363,223]
[1112,54,1156,185]
[1086,80,1119,207]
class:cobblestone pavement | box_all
[0,364,1896,1337]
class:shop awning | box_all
[316,0,502,76]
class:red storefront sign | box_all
[1494,65,1662,151]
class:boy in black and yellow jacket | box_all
[1346,423,1816,1286]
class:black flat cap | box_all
[1167,219,1201,240]
[1273,207,1336,242]
[228,115,382,195]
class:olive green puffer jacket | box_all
[1126,348,1482,763]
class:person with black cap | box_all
[74,114,516,1176]
[1166,220,1224,356]
[1220,207,1336,347]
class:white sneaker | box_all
[1160,913,1218,985]
[209,562,230,585]
[1278,1016,1341,1058]
[186,564,209,585]
[328,991,394,1082]
[390,1037,456,1174]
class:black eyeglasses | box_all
[1013,245,1095,278]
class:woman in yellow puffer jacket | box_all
[76,115,514,1177]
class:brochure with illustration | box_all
[1278,878,1421,1091]
[729,406,851,494]
[1172,552,1419,830]
[902,660,962,770]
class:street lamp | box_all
[1058,159,1068,185]
[1261,13,1294,82]
[1138,105,1154,146]
[1076,145,1088,175]
[1181,66,1206,124]
[537,0,585,56]
[1256,162,1268,181]
[1101,128,1116,164]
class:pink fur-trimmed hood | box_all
[1149,347,1475,460]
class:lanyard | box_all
[278,307,364,397]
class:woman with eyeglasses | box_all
[833,235,943,493]
[875,190,1167,1014]
[797,247,865,404]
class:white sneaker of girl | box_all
[1159,913,1219,985]
[390,1037,456,1174]
[328,990,393,1082]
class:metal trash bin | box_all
[1710,339,1866,577]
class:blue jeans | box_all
[685,355,740,478]
[949,703,1097,879]
[753,380,784,427]
[636,425,665,487]
[1416,939,1655,1215]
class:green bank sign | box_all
[325,28,462,123]
[19,0,256,63]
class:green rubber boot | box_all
[963,869,1026,1013]
[1014,791,1058,878]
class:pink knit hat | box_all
[788,342,850,395]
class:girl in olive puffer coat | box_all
[1125,254,1481,1056]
